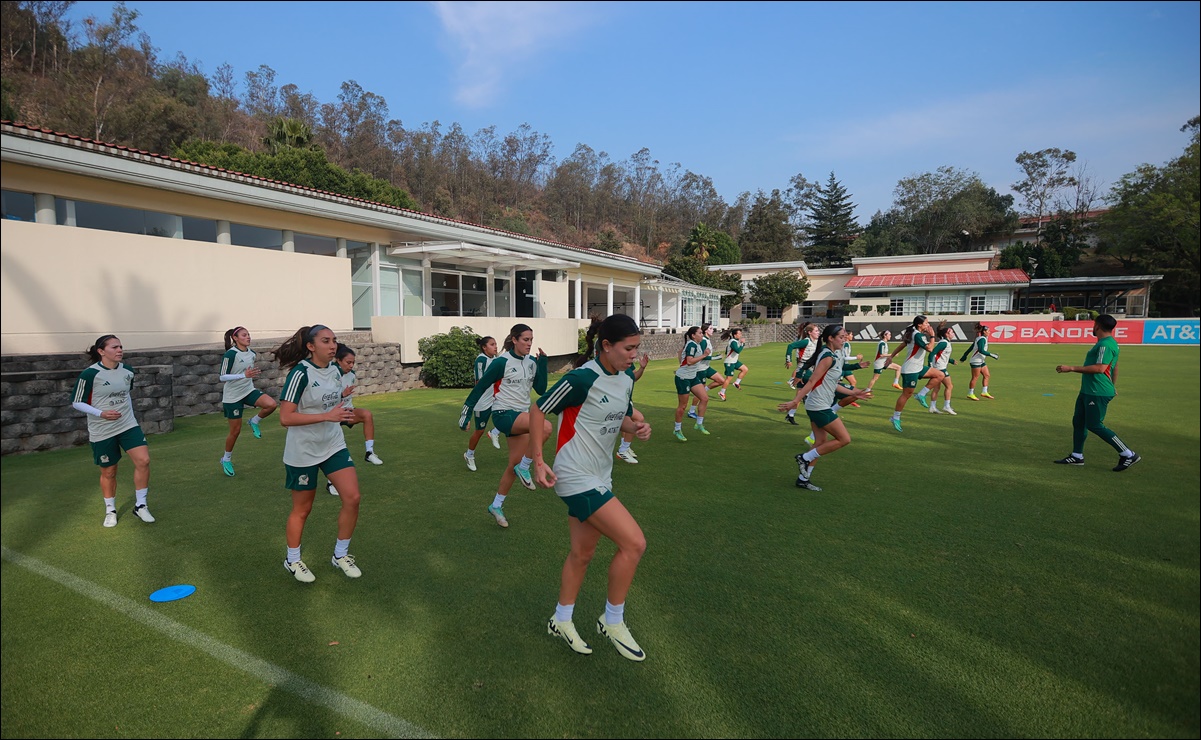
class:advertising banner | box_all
[847,319,1153,345]
[1142,319,1200,345]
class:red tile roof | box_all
[846,269,1030,288]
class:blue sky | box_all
[66,1,1201,223]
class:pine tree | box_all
[805,172,860,267]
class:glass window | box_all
[720,305,731,318]
[741,302,757,318]
[494,278,511,317]
[183,216,217,242]
[433,272,461,316]
[970,295,986,314]
[1,190,36,221]
[766,306,784,320]
[352,283,373,330]
[295,232,337,255]
[379,267,401,317]
[402,270,424,316]
[890,298,905,316]
[145,211,180,238]
[463,275,488,316]
[230,223,282,249]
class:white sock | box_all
[618,440,631,453]
[944,401,952,409]
[787,409,796,418]
[489,428,499,437]
[286,546,301,564]
[674,422,682,431]
[734,379,740,387]
[104,497,116,513]
[917,388,929,398]
[803,448,820,463]
[222,451,232,462]
[465,449,474,458]
[334,538,350,559]
[365,439,374,452]
[492,493,506,508]
[519,456,532,470]
[829,404,838,413]
[689,405,696,414]
[605,600,625,626]
[696,416,704,425]
[892,411,901,420]
[1120,450,1135,458]
[135,488,148,507]
[983,386,989,393]
[1072,453,1084,459]
[250,415,261,425]
[555,602,574,623]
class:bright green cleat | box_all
[692,424,710,435]
[596,618,646,662]
[673,429,687,442]
[804,433,816,446]
[980,392,994,399]
[967,393,979,401]
[891,417,903,433]
[250,421,262,439]
[917,394,930,408]
[221,459,235,477]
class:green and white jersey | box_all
[695,338,714,372]
[872,339,891,370]
[1080,336,1119,398]
[220,347,257,403]
[459,350,547,428]
[964,336,998,366]
[72,362,139,442]
[675,340,701,380]
[280,360,347,467]
[472,352,497,412]
[725,339,744,365]
[785,338,816,364]
[842,340,854,361]
[928,339,953,371]
[899,331,933,374]
[537,359,634,497]
[804,349,844,412]
[337,366,357,410]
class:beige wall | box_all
[806,274,852,301]
[1,220,351,355]
[856,256,993,276]
[371,316,581,363]
[539,278,569,319]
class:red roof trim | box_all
[846,269,1030,288]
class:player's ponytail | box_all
[276,324,328,370]
[223,326,246,351]
[800,324,843,378]
[576,314,640,368]
[86,334,118,363]
[720,327,741,340]
[902,315,927,344]
[503,323,532,353]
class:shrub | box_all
[578,328,589,356]
[845,307,858,316]
[417,326,482,387]
[877,305,890,316]
[857,305,871,316]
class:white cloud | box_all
[432,1,600,108]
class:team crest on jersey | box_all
[299,474,310,485]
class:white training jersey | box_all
[280,359,347,467]
[843,341,854,361]
[929,340,953,371]
[220,347,257,403]
[696,338,714,372]
[675,340,701,380]
[900,331,933,375]
[872,339,891,371]
[72,362,140,442]
[537,359,634,497]
[337,366,357,410]
[472,353,497,412]
[804,349,845,412]
[459,350,547,428]
[724,339,744,365]
[967,337,995,366]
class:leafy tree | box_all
[805,172,860,267]
[662,255,710,286]
[739,190,796,262]
[891,166,1018,253]
[263,116,316,153]
[708,270,745,311]
[593,229,623,253]
[1097,117,1200,316]
[749,271,810,314]
[682,223,740,265]
[1013,148,1078,236]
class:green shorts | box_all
[698,368,719,381]
[90,426,148,467]
[223,390,265,419]
[901,372,923,389]
[674,376,702,395]
[970,362,987,369]
[491,409,521,436]
[284,448,354,490]
[471,408,492,431]
[724,361,743,375]
[805,408,839,428]
[873,367,887,375]
[560,487,615,522]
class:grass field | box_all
[1,342,1198,739]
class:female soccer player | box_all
[784,322,820,389]
[276,325,363,583]
[884,315,945,432]
[960,323,1000,400]
[459,323,549,528]
[616,352,649,464]
[689,323,728,415]
[532,314,653,661]
[778,325,871,491]
[921,323,958,415]
[325,344,383,495]
[72,334,155,527]
[673,326,710,440]
[218,326,279,477]
[462,335,503,472]
[865,330,903,392]
[719,326,749,392]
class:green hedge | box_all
[1063,308,1100,321]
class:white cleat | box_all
[331,554,362,578]
[132,504,155,523]
[488,429,502,449]
[943,406,957,415]
[284,559,315,583]
[327,481,339,496]
[464,452,477,472]
[616,448,638,464]
[365,451,383,465]
[103,510,117,528]
[547,617,592,655]
[596,618,646,662]
[929,404,942,414]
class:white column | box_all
[486,266,495,317]
[63,199,77,226]
[282,230,295,252]
[336,237,347,259]
[371,243,382,316]
[677,296,683,327]
[169,214,183,239]
[575,274,583,320]
[657,291,663,330]
[422,258,433,317]
[34,193,55,224]
[509,267,518,317]
[216,220,231,245]
[607,278,614,317]
[634,283,642,326]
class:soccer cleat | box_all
[687,408,697,419]
[849,402,861,408]
[734,381,741,390]
[331,554,362,578]
[967,393,980,401]
[488,504,509,528]
[1113,452,1142,472]
[103,510,117,528]
[250,420,262,439]
[284,559,316,583]
[616,448,638,464]
[489,429,502,449]
[222,459,235,477]
[785,413,797,425]
[626,447,638,459]
[692,423,710,435]
[917,394,930,408]
[804,432,816,446]
[787,378,796,389]
[795,478,823,491]
[891,382,902,390]
[891,417,903,433]
[673,430,687,442]
[943,406,957,415]
[514,464,536,490]
[547,617,593,655]
[132,504,155,523]
[464,452,477,472]
[719,389,726,401]
[1053,456,1085,466]
[795,453,814,482]
[327,481,340,496]
[365,451,383,465]
[929,404,942,414]
[596,618,646,662]
[980,392,994,399]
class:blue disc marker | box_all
[1043,393,1055,396]
[149,584,196,603]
